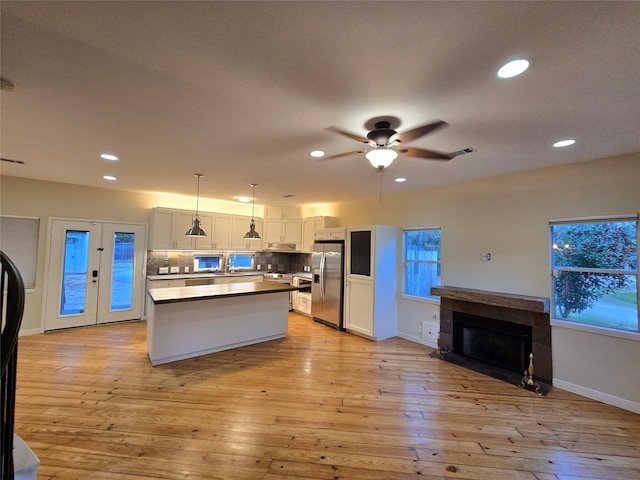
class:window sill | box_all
[551,318,639,342]
[401,294,440,305]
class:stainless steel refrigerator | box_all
[311,241,345,330]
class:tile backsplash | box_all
[147,250,311,275]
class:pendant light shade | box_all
[244,183,261,240]
[186,173,207,237]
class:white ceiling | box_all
[1,1,639,207]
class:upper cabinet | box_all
[302,216,338,252]
[264,206,301,220]
[264,218,302,244]
[231,215,263,250]
[149,208,229,250]
[150,206,335,253]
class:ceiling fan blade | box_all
[322,150,366,160]
[397,146,453,161]
[397,120,448,143]
[325,126,369,144]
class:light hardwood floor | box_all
[14,313,640,480]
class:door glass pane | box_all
[111,232,134,311]
[60,230,90,315]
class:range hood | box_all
[265,243,299,252]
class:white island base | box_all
[146,284,292,366]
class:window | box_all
[229,253,254,270]
[403,228,441,300]
[550,217,638,333]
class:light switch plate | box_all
[158,267,169,274]
[170,266,180,273]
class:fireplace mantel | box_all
[432,286,550,313]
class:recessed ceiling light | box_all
[310,150,325,158]
[237,196,251,203]
[553,139,576,148]
[395,177,407,183]
[100,153,119,161]
[497,59,530,79]
[103,175,117,181]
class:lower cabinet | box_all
[147,278,186,289]
[292,291,312,316]
[344,277,375,336]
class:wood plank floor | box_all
[14,313,640,480]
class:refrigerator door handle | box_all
[320,253,326,299]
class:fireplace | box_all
[453,312,532,374]
[431,286,552,388]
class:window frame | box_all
[402,227,441,303]
[549,215,639,335]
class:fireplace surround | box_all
[431,286,552,387]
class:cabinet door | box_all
[231,216,264,250]
[282,219,302,244]
[149,209,175,249]
[264,219,284,243]
[213,214,233,250]
[193,214,214,250]
[345,277,374,337]
[174,211,196,249]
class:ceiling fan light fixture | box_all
[366,148,398,169]
[186,173,207,237]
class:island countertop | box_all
[148,281,299,304]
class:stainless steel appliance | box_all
[311,241,345,330]
[263,273,294,310]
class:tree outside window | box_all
[550,219,638,332]
[403,228,441,300]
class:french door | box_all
[44,220,146,331]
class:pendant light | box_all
[243,183,261,240]
[185,173,207,237]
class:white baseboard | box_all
[19,327,44,337]
[553,378,640,414]
[397,331,437,349]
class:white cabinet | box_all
[147,278,186,289]
[264,218,302,244]
[344,225,397,341]
[231,216,264,250]
[212,214,233,250]
[173,211,214,250]
[149,208,231,250]
[314,227,346,242]
[264,206,301,220]
[293,291,312,316]
[149,208,175,250]
[302,216,337,252]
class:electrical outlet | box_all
[257,264,262,270]
[170,266,179,274]
[267,264,272,270]
[184,266,189,273]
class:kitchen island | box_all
[146,282,299,366]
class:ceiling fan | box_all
[325,118,468,170]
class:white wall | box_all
[331,152,640,412]
[2,152,639,411]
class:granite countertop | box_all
[148,281,299,304]
[147,271,263,281]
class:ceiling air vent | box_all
[448,147,476,158]
[1,157,25,165]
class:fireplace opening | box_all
[453,312,532,375]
